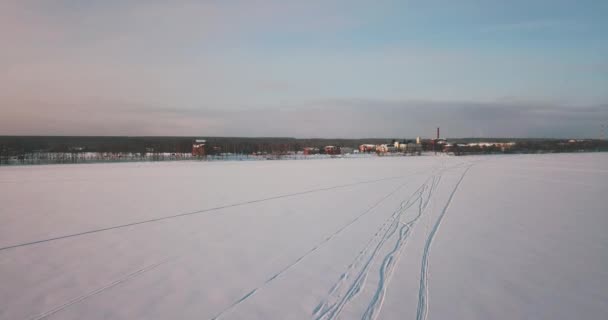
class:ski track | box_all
[0,173,420,252]
[313,160,475,320]
[12,160,473,320]
[361,175,442,320]
[208,171,425,320]
[313,183,430,319]
[361,224,409,320]
[416,164,472,320]
[314,166,446,320]
[28,257,173,320]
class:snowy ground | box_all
[1,153,607,320]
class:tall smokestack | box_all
[437,127,440,140]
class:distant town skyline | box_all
[1,1,607,138]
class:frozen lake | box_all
[1,153,607,319]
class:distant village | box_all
[1,135,606,166]
[192,138,425,157]
[192,137,526,158]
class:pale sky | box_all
[1,0,606,138]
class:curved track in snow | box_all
[313,167,446,320]
[312,161,474,320]
[416,164,472,320]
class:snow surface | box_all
[1,154,607,320]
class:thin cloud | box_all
[3,97,604,138]
[480,19,586,33]
[1,1,606,138]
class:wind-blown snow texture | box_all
[1,154,607,320]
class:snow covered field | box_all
[1,153,607,320]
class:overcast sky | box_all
[1,0,607,138]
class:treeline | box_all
[0,136,390,156]
[1,136,607,159]
[507,139,608,153]
[0,136,194,154]
[447,138,608,155]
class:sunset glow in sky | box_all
[1,1,606,138]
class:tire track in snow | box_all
[312,200,414,318]
[0,173,421,252]
[314,172,443,320]
[312,189,425,319]
[28,257,173,320]
[314,161,470,320]
[416,165,472,320]
[314,198,422,320]
[361,175,442,320]
[361,224,409,320]
[209,176,418,320]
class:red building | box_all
[359,144,376,153]
[324,146,341,155]
[192,139,206,157]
